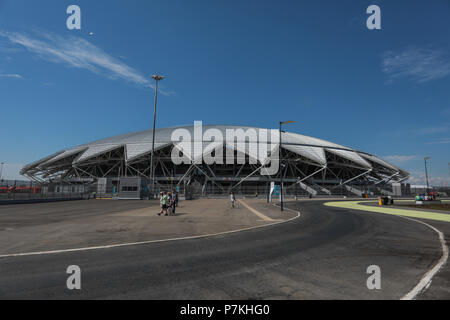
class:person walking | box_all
[174,190,179,207]
[166,192,172,216]
[230,191,236,208]
[158,192,166,216]
[171,190,177,215]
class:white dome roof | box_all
[22,125,406,176]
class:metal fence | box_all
[179,182,450,199]
[1,179,449,201]
[0,180,90,201]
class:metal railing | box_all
[2,179,448,201]
[0,180,91,202]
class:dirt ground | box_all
[0,198,297,255]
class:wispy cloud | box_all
[382,47,450,83]
[0,73,23,79]
[416,125,449,135]
[427,138,450,145]
[390,123,450,138]
[407,171,449,187]
[0,30,174,94]
[383,155,417,163]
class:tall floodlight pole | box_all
[150,75,164,198]
[424,157,430,195]
[0,162,4,181]
[279,120,295,211]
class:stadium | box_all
[20,124,409,198]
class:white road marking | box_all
[0,205,301,259]
[400,216,448,300]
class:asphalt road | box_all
[0,200,446,299]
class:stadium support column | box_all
[335,169,372,190]
[150,75,164,199]
[279,120,295,211]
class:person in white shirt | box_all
[230,191,236,208]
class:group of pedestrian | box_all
[159,190,178,216]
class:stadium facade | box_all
[21,124,408,198]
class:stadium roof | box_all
[21,125,408,178]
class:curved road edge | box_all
[324,200,449,300]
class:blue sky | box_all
[0,0,449,185]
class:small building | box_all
[118,177,150,200]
